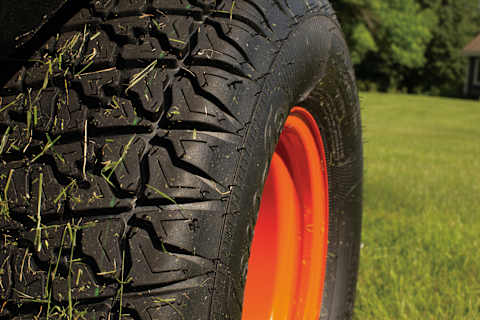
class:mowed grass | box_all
[354,93,480,319]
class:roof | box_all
[463,33,480,56]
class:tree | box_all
[334,0,436,69]
[333,0,480,95]
[412,0,480,96]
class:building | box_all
[463,33,480,98]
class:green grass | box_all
[354,92,480,319]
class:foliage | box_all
[414,0,480,96]
[333,0,480,96]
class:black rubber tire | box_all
[0,0,362,319]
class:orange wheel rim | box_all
[242,107,329,320]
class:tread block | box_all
[10,248,46,302]
[189,66,255,124]
[84,29,119,67]
[63,8,101,29]
[52,141,85,178]
[152,0,204,11]
[217,0,269,33]
[136,201,225,259]
[123,276,214,320]
[127,228,214,287]
[163,130,241,186]
[92,0,119,18]
[32,222,73,262]
[88,95,144,127]
[52,261,117,301]
[33,88,61,133]
[194,23,247,66]
[52,89,85,134]
[121,38,166,61]
[113,0,149,13]
[41,165,74,214]
[0,249,12,300]
[162,17,196,51]
[146,145,227,200]
[101,135,146,193]
[76,69,122,99]
[105,16,151,39]
[2,166,30,216]
[15,165,64,217]
[164,78,244,133]
[81,218,125,281]
[69,175,132,211]
[125,67,168,114]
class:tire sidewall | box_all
[210,14,363,320]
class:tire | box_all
[0,0,362,319]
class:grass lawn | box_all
[354,93,480,319]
